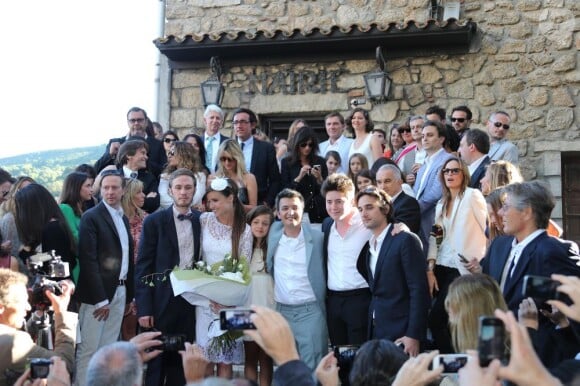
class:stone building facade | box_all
[155,0,579,240]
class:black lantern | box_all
[363,47,392,103]
[201,57,224,107]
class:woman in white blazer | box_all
[426,157,488,353]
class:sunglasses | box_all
[1,190,9,198]
[168,150,175,156]
[164,138,176,143]
[450,118,466,123]
[398,128,411,133]
[491,121,510,130]
[299,142,314,148]
[220,156,235,163]
[442,168,462,175]
[128,118,145,124]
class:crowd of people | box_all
[0,102,579,386]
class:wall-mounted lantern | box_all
[200,56,224,107]
[363,46,392,103]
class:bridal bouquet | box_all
[169,253,251,356]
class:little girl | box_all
[325,150,342,175]
[348,153,369,184]
[355,169,375,193]
[244,205,275,385]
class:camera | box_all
[155,334,186,352]
[28,251,69,308]
[334,345,359,386]
[432,354,468,374]
[350,97,367,107]
[29,358,52,379]
[220,309,255,330]
[522,275,564,301]
[478,316,506,367]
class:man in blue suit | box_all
[135,168,201,386]
[480,181,580,367]
[413,120,453,256]
[202,104,229,172]
[356,186,429,356]
[319,112,353,174]
[266,188,328,371]
[234,108,281,207]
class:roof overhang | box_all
[155,19,477,67]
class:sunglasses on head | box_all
[450,118,466,123]
[492,121,510,130]
[164,138,176,143]
[300,142,314,148]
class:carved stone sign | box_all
[247,69,342,95]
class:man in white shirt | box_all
[487,110,519,164]
[320,173,371,346]
[203,104,229,172]
[356,186,429,356]
[75,170,134,386]
[266,189,328,371]
[318,112,353,174]
[458,128,491,190]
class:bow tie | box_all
[177,213,194,221]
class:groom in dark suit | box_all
[75,170,134,386]
[135,168,201,386]
[356,186,429,356]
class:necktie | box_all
[130,172,138,179]
[500,245,519,292]
[241,142,245,151]
[206,136,215,171]
[177,213,194,221]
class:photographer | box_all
[0,269,76,386]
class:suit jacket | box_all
[134,168,160,213]
[469,155,490,190]
[76,202,135,305]
[272,360,316,386]
[357,229,429,341]
[393,191,421,234]
[427,188,487,274]
[94,135,167,178]
[319,135,353,174]
[250,139,281,207]
[0,312,77,386]
[266,222,326,314]
[413,149,454,255]
[135,207,201,321]
[482,233,580,313]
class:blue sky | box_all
[0,1,161,158]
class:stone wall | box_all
[163,0,579,221]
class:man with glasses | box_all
[486,110,519,164]
[202,104,229,172]
[450,105,472,139]
[233,108,280,207]
[94,107,166,178]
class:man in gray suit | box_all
[266,189,328,371]
[319,112,353,174]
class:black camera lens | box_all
[157,334,186,352]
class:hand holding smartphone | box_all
[477,316,505,367]
[220,309,256,330]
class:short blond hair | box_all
[0,268,28,306]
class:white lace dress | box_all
[196,212,253,363]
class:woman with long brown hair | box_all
[197,178,253,378]
[426,157,488,353]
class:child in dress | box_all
[325,150,342,175]
[244,205,275,385]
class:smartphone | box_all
[333,345,359,385]
[522,275,564,301]
[219,309,255,330]
[432,354,469,374]
[312,165,321,170]
[477,316,505,367]
[457,253,469,263]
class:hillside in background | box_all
[0,145,105,196]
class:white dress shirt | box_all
[238,136,254,172]
[369,224,391,278]
[273,229,316,304]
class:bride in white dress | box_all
[197,177,253,378]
